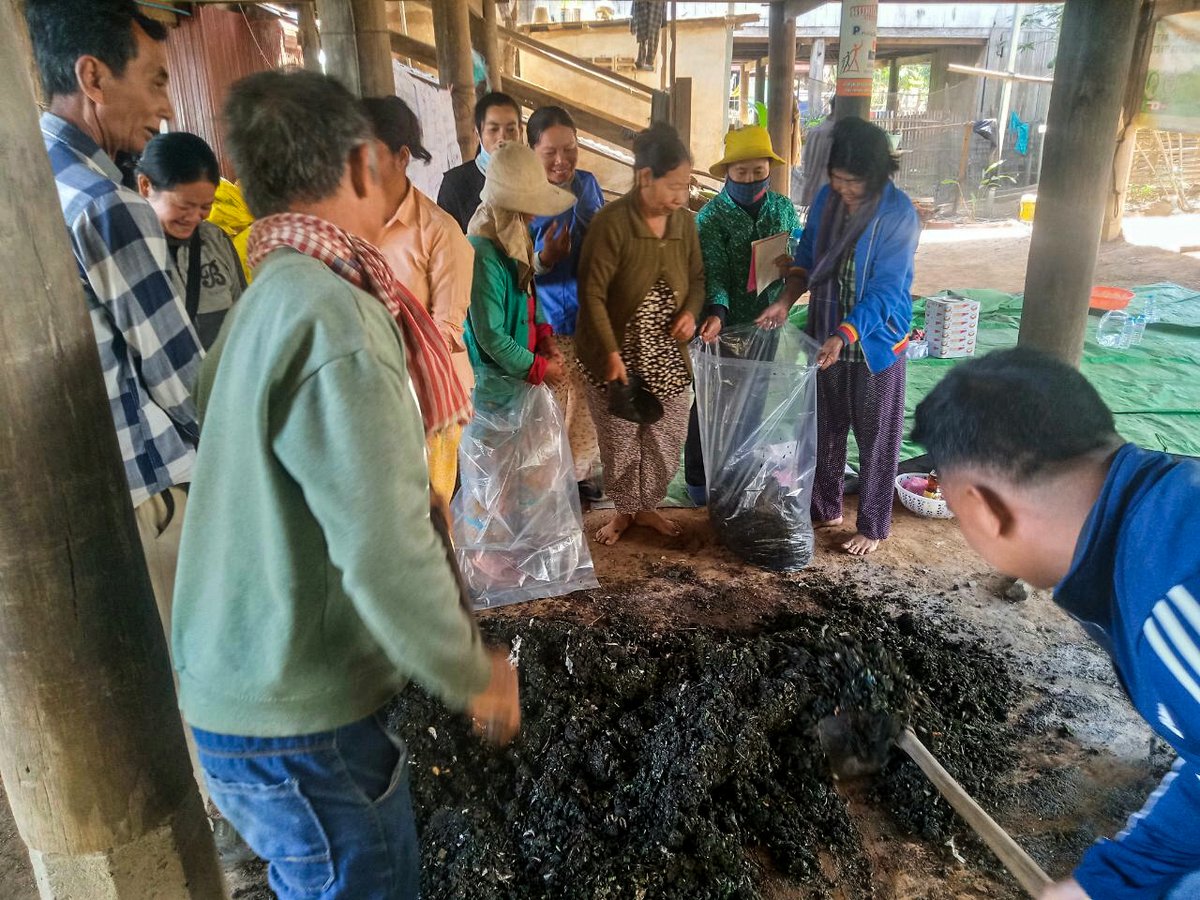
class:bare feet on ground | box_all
[634,509,682,537]
[813,517,844,529]
[595,513,634,545]
[842,533,881,556]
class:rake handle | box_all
[896,727,1053,897]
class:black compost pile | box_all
[387,582,1019,899]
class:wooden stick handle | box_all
[896,728,1052,897]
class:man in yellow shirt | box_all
[364,96,476,501]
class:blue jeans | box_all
[193,711,420,899]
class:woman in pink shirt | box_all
[364,96,476,502]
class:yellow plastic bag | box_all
[209,179,254,283]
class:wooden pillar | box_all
[480,0,503,91]
[1102,0,1157,242]
[835,0,877,122]
[671,76,693,152]
[1018,0,1140,365]
[767,3,796,194]
[296,2,321,73]
[314,0,393,97]
[886,56,900,114]
[807,37,826,115]
[737,62,748,124]
[0,5,224,896]
[433,0,477,162]
[754,57,766,106]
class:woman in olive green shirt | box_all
[576,123,705,546]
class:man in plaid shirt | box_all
[27,0,204,633]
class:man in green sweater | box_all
[172,70,518,899]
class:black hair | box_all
[911,348,1120,481]
[474,91,521,134]
[527,106,576,148]
[632,122,692,178]
[136,132,220,190]
[827,96,836,115]
[826,116,899,195]
[224,69,374,218]
[25,0,168,100]
[361,96,432,163]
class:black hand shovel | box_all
[818,710,1052,897]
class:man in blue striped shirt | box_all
[28,0,204,632]
[914,348,1200,900]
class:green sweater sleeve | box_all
[697,213,733,310]
[469,245,537,378]
[273,349,491,710]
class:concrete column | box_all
[767,3,797,195]
[433,0,477,162]
[807,38,826,115]
[886,56,900,115]
[314,0,392,97]
[754,58,766,107]
[1018,0,1140,365]
[1,3,224,896]
[835,0,877,121]
[296,2,321,72]
[737,63,748,124]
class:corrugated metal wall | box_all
[166,7,295,179]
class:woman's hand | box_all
[816,335,844,370]
[774,253,795,280]
[466,648,521,746]
[538,221,572,270]
[543,356,567,386]
[755,300,792,329]
[536,334,563,364]
[1038,879,1089,900]
[670,311,697,341]
[699,315,723,344]
[604,351,628,385]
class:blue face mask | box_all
[475,145,491,175]
[725,176,770,208]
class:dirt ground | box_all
[0,224,1196,899]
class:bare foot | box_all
[842,533,881,556]
[595,513,634,545]
[813,516,844,529]
[634,509,682,537]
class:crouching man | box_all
[913,348,1199,899]
[171,69,518,899]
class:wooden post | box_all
[754,57,766,106]
[807,37,826,115]
[737,62,748,124]
[480,0,503,91]
[953,120,972,214]
[314,0,392,97]
[432,0,477,161]
[886,56,900,114]
[670,76,692,152]
[767,2,797,194]
[0,5,224,896]
[296,2,321,73]
[1018,0,1140,365]
[1102,0,1157,241]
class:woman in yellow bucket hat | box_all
[684,124,800,506]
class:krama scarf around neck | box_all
[805,187,882,342]
[247,212,472,436]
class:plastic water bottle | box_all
[1142,293,1158,324]
[1130,313,1147,346]
[787,227,804,259]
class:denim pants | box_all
[192,711,420,899]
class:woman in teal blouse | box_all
[685,125,800,505]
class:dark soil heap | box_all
[388,581,1020,899]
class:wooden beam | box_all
[390,30,438,69]
[503,74,644,149]
[767,2,797,194]
[500,25,656,99]
[0,2,223,893]
[1018,0,1141,365]
[432,0,476,161]
[946,62,1055,84]
[479,0,502,90]
[1154,0,1199,17]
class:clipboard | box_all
[747,231,790,296]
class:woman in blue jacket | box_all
[528,106,606,500]
[759,117,919,555]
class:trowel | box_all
[818,711,1052,897]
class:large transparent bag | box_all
[691,323,819,571]
[452,375,599,608]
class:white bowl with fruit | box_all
[895,473,954,519]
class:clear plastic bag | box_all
[452,375,599,608]
[691,323,820,571]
